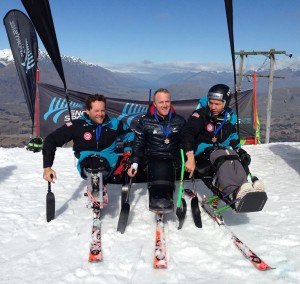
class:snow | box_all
[0,49,14,65]
[0,48,111,68]
[0,142,300,284]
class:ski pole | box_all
[176,149,187,229]
[177,149,185,208]
[46,174,55,222]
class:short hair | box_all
[85,94,106,110]
[153,88,170,102]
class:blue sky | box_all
[1,0,300,73]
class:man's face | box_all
[208,99,224,116]
[153,92,171,117]
[86,100,106,124]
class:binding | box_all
[84,170,108,208]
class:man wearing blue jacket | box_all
[42,94,134,186]
[181,84,265,210]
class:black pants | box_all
[147,158,176,201]
[195,150,214,177]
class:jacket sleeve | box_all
[116,120,134,152]
[228,112,241,149]
[130,118,146,165]
[180,110,204,153]
[42,123,75,168]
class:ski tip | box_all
[177,221,184,230]
[193,220,202,228]
[153,263,168,269]
[117,204,130,234]
[153,257,168,269]
[88,254,103,262]
[265,267,276,271]
[88,258,103,262]
[117,225,126,234]
[46,192,55,222]
[252,260,275,271]
[255,264,275,271]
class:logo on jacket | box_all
[206,123,214,132]
[83,132,92,140]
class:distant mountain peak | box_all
[38,49,98,67]
[0,49,14,65]
[0,48,97,68]
[1,48,300,74]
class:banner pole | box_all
[35,68,40,137]
[253,71,258,144]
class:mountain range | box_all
[0,49,299,146]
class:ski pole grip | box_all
[48,174,53,192]
[180,149,185,181]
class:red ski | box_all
[232,235,274,271]
[86,173,108,262]
[153,213,167,269]
[88,207,102,262]
[198,192,275,271]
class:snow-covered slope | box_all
[0,142,299,283]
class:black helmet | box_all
[207,84,231,109]
[26,137,43,153]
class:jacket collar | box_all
[80,112,110,126]
[148,104,175,120]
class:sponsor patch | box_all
[192,112,200,118]
[206,123,214,132]
[83,132,92,140]
[66,122,73,127]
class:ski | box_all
[232,235,274,271]
[117,177,133,234]
[200,195,274,271]
[176,148,187,230]
[200,195,225,226]
[85,171,108,262]
[153,213,167,269]
[46,180,55,222]
[88,206,103,262]
[184,186,202,228]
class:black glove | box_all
[236,148,251,166]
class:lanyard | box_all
[96,124,102,149]
[213,109,228,136]
[154,108,172,138]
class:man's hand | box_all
[43,167,57,183]
[185,152,195,178]
[127,163,138,177]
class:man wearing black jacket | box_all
[43,94,134,184]
[181,84,265,210]
[127,88,185,213]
